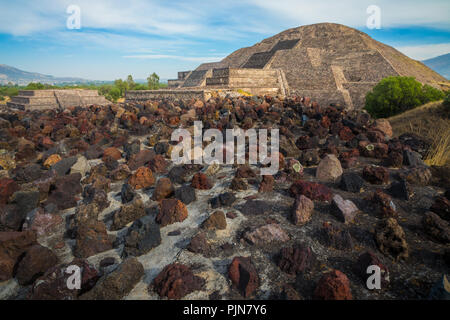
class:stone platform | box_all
[128,67,288,102]
[7,89,110,111]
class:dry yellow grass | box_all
[0,96,10,105]
[388,100,450,166]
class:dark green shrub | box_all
[421,84,445,103]
[444,93,450,109]
[365,76,445,118]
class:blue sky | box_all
[0,0,449,81]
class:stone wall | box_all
[7,89,109,111]
[126,90,212,102]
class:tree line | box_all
[0,73,166,103]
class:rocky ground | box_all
[0,95,448,300]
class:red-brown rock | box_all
[0,230,37,281]
[0,178,19,204]
[313,270,352,300]
[228,256,259,297]
[128,167,155,190]
[363,165,389,185]
[258,175,274,192]
[289,180,332,201]
[156,199,188,227]
[152,177,174,201]
[191,172,213,190]
[153,263,205,299]
[15,244,58,285]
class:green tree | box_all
[114,79,128,97]
[126,75,136,90]
[365,76,445,118]
[147,73,160,90]
[106,87,121,102]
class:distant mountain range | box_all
[422,53,450,80]
[0,64,92,85]
[0,64,169,85]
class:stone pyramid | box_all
[178,23,448,108]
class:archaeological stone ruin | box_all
[7,89,110,111]
[127,23,448,108]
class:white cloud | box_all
[123,54,225,62]
[396,43,450,60]
[247,0,450,30]
[2,0,449,38]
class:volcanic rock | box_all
[29,259,99,300]
[230,177,248,191]
[319,222,353,250]
[258,175,275,192]
[313,270,352,300]
[153,263,205,299]
[422,212,450,244]
[316,154,343,182]
[122,215,162,257]
[127,149,156,171]
[128,167,155,190]
[152,177,174,201]
[111,198,146,231]
[0,230,37,281]
[74,220,113,258]
[22,208,63,238]
[120,183,136,204]
[187,232,210,256]
[291,195,314,226]
[239,200,271,215]
[210,192,236,208]
[340,172,364,193]
[375,218,409,260]
[235,165,256,179]
[371,190,398,218]
[15,244,58,285]
[174,185,196,205]
[156,199,188,227]
[70,156,90,176]
[332,194,360,223]
[430,196,449,221]
[243,223,289,245]
[191,172,213,190]
[289,180,333,201]
[202,211,227,230]
[363,165,389,185]
[228,257,259,298]
[149,154,169,174]
[80,257,143,300]
[400,166,432,186]
[277,243,316,275]
[0,178,18,204]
